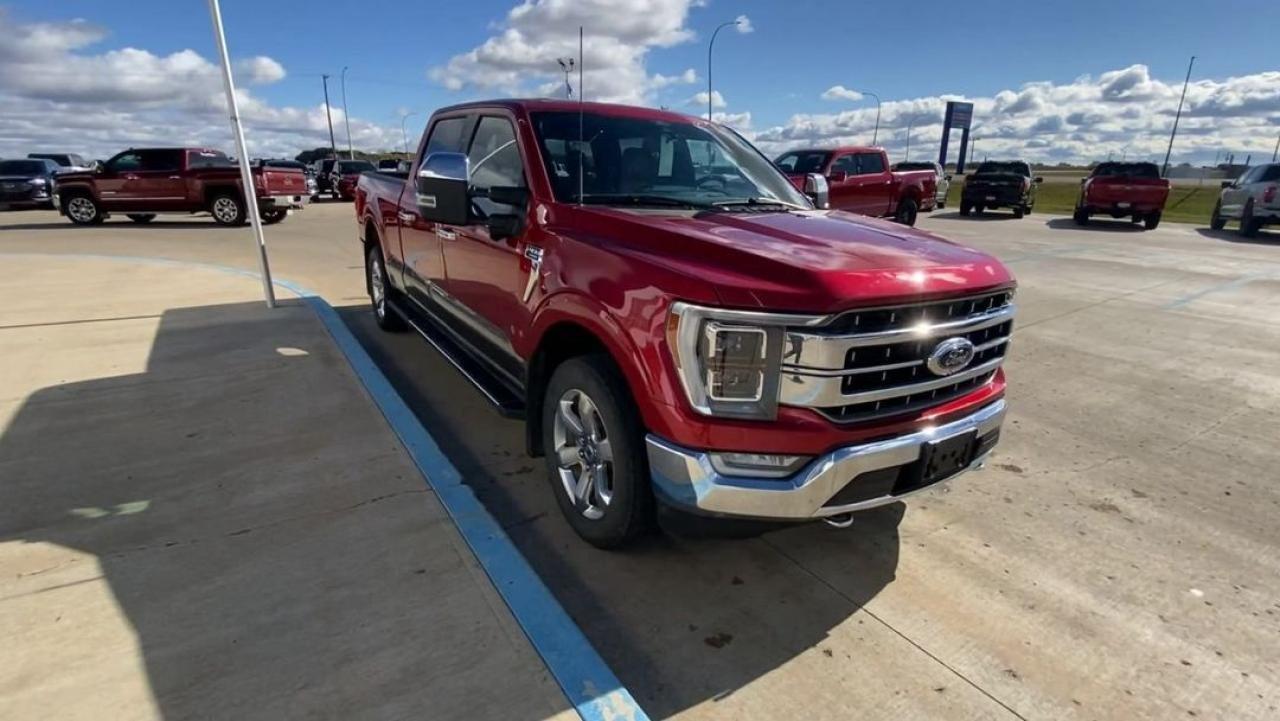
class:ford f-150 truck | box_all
[960,160,1041,218]
[355,100,1015,548]
[775,147,937,226]
[1210,162,1280,237]
[1073,162,1169,229]
[55,147,309,226]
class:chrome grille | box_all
[780,290,1014,423]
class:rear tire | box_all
[209,193,245,226]
[261,209,288,225]
[1073,207,1089,225]
[1143,212,1161,231]
[64,194,103,225]
[1239,201,1261,237]
[894,197,919,226]
[366,244,406,332]
[959,201,972,217]
[1209,200,1226,230]
[1012,205,1025,219]
[974,204,985,215]
[542,355,652,549]
[126,213,156,224]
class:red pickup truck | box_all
[55,147,308,226]
[1073,161,1170,229]
[775,147,937,226]
[355,99,1014,548]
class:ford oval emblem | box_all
[926,337,976,376]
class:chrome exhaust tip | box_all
[822,513,854,529]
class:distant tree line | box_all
[293,147,411,164]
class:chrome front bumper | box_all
[646,399,1005,521]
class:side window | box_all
[108,152,143,173]
[1260,166,1280,183]
[187,150,234,169]
[139,150,181,172]
[830,155,858,175]
[467,116,526,216]
[855,153,885,175]
[422,116,468,163]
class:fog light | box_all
[709,451,811,478]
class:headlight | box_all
[667,302,819,420]
[31,177,47,186]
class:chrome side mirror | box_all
[416,151,471,225]
[804,172,829,209]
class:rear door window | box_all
[855,153,885,175]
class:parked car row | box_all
[308,157,380,201]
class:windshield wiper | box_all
[710,197,809,211]
[575,193,710,209]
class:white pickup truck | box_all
[1211,162,1280,237]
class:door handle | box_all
[435,227,457,241]
[397,211,415,224]
[168,175,181,179]
[123,174,139,180]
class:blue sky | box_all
[2,0,1278,163]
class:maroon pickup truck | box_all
[55,147,309,226]
[355,99,1014,548]
[1073,162,1170,229]
[776,147,936,226]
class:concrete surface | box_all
[3,204,1279,720]
[0,253,576,721]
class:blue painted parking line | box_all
[1164,271,1275,309]
[2,252,650,721]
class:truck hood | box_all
[572,207,1012,313]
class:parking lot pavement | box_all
[0,254,576,721]
[3,205,1280,720]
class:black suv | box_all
[960,160,1042,218]
[311,158,338,198]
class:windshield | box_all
[0,160,48,175]
[338,161,375,173]
[530,111,811,209]
[1092,162,1159,179]
[774,151,832,175]
[975,161,1031,176]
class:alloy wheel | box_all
[67,197,96,223]
[212,197,239,223]
[369,252,386,319]
[552,389,614,520]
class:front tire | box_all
[1073,206,1089,225]
[1209,200,1226,230]
[1012,205,1025,219]
[64,194,103,225]
[542,355,651,549]
[1144,212,1161,231]
[367,244,406,332]
[210,193,245,226]
[126,213,156,224]
[894,198,919,226]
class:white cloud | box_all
[821,85,864,102]
[0,10,399,159]
[690,90,726,109]
[428,0,702,104]
[235,56,285,85]
[734,15,753,34]
[760,65,1280,165]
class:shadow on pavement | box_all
[929,210,1022,221]
[1193,226,1280,245]
[336,304,904,718]
[1044,217,1145,233]
[0,301,563,720]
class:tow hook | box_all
[823,513,854,529]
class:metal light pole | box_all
[205,0,275,308]
[861,91,881,145]
[400,111,418,156]
[1273,131,1279,162]
[1161,55,1196,178]
[904,116,913,161]
[707,19,743,121]
[341,66,353,159]
[321,74,336,157]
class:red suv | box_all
[356,100,1015,548]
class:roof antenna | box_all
[577,25,584,206]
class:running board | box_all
[388,297,526,419]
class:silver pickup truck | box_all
[1211,162,1280,237]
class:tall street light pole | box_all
[341,66,353,159]
[321,74,337,157]
[861,90,881,146]
[400,111,418,156]
[904,115,913,161]
[1272,130,1279,162]
[1162,55,1196,178]
[206,0,274,308]
[707,19,742,121]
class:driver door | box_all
[96,151,142,211]
[440,113,530,379]
[826,154,864,213]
